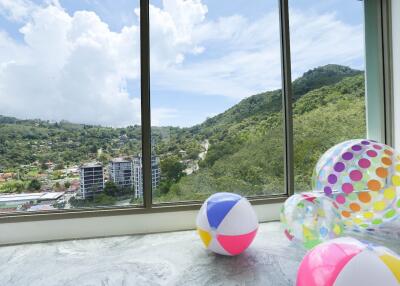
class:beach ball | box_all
[280,193,343,249]
[196,192,258,256]
[313,139,400,230]
[297,237,400,286]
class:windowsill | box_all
[0,199,284,246]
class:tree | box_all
[94,193,116,205]
[64,181,71,189]
[104,181,118,197]
[40,161,48,171]
[28,179,41,191]
[54,163,64,170]
[161,156,185,183]
[158,180,172,194]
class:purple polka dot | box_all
[350,170,363,181]
[358,158,371,169]
[361,140,370,145]
[324,186,332,195]
[342,152,353,161]
[352,145,362,151]
[336,195,346,204]
[328,174,337,184]
[366,150,377,157]
[334,162,345,172]
[373,144,383,150]
[342,183,354,194]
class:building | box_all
[132,155,161,198]
[109,158,133,189]
[79,163,104,199]
[0,192,65,212]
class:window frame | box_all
[0,0,393,225]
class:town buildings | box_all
[109,158,133,189]
[79,154,161,200]
[0,192,65,212]
[79,163,105,199]
[132,155,160,198]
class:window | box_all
[0,0,143,213]
[149,0,285,203]
[289,0,367,193]
[0,0,391,221]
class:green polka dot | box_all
[348,193,357,201]
[360,224,369,228]
[304,239,321,250]
[371,157,380,165]
[384,209,396,218]
[397,199,400,208]
[354,182,364,190]
[372,219,383,225]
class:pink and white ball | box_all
[297,237,400,286]
[196,192,258,256]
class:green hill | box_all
[155,65,365,201]
[0,64,366,202]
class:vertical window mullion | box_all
[364,0,388,144]
[140,0,152,208]
[278,0,294,196]
[380,0,393,146]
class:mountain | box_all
[0,64,366,202]
[158,65,365,201]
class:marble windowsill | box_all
[1,221,399,286]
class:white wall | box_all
[393,0,400,150]
[0,203,282,245]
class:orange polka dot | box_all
[384,149,393,156]
[381,157,392,166]
[350,203,361,212]
[376,167,388,178]
[358,192,371,203]
[368,180,381,191]
[342,211,351,218]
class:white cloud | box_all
[152,12,282,99]
[0,0,36,22]
[0,3,142,127]
[151,6,364,101]
[0,0,364,127]
[289,10,364,79]
[149,0,207,70]
[151,108,178,126]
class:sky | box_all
[0,0,364,127]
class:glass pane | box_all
[150,0,285,203]
[0,0,142,213]
[289,0,367,192]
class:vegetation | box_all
[0,64,366,206]
[153,65,365,201]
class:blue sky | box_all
[0,0,364,127]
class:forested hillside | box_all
[0,64,366,203]
[154,65,366,201]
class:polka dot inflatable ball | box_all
[196,192,258,256]
[280,193,343,250]
[297,237,400,286]
[313,139,400,229]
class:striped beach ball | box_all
[297,237,400,286]
[196,192,258,256]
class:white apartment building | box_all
[132,155,160,198]
[109,158,133,189]
[79,163,104,199]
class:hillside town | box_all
[0,154,161,213]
